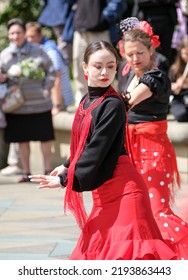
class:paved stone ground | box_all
[0,172,187,260]
[0,174,93,260]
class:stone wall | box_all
[1,112,187,183]
[167,118,188,183]
[31,112,188,182]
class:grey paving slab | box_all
[0,173,83,260]
[0,253,50,260]
[50,241,77,258]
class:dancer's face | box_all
[83,49,117,88]
[123,40,152,75]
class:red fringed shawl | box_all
[64,86,121,229]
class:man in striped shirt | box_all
[26,22,75,115]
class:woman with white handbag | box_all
[0,18,56,182]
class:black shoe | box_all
[18,173,31,183]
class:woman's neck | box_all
[134,62,154,78]
[16,40,26,49]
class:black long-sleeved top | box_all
[63,86,127,192]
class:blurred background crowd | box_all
[0,0,188,180]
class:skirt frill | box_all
[70,156,177,260]
[127,121,188,260]
[155,214,188,260]
[70,224,177,260]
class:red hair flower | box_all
[118,39,125,58]
[140,21,160,49]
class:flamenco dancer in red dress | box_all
[30,40,176,260]
[118,17,188,260]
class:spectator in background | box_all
[0,20,75,177]
[171,1,187,61]
[169,35,188,122]
[0,143,22,176]
[181,0,188,30]
[38,0,76,65]
[26,22,75,114]
[72,0,127,108]
[0,18,55,182]
[132,0,179,66]
[0,85,9,171]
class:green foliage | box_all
[0,24,7,51]
[0,0,45,51]
[0,0,44,24]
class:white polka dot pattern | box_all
[128,124,188,259]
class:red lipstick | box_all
[100,78,109,82]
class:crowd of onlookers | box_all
[36,0,188,120]
[0,0,188,180]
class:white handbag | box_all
[2,85,24,113]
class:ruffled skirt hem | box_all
[70,239,177,260]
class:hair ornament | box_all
[117,40,131,75]
[120,17,160,49]
[139,21,160,48]
[120,17,140,33]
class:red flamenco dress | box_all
[64,86,177,260]
[127,120,188,260]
